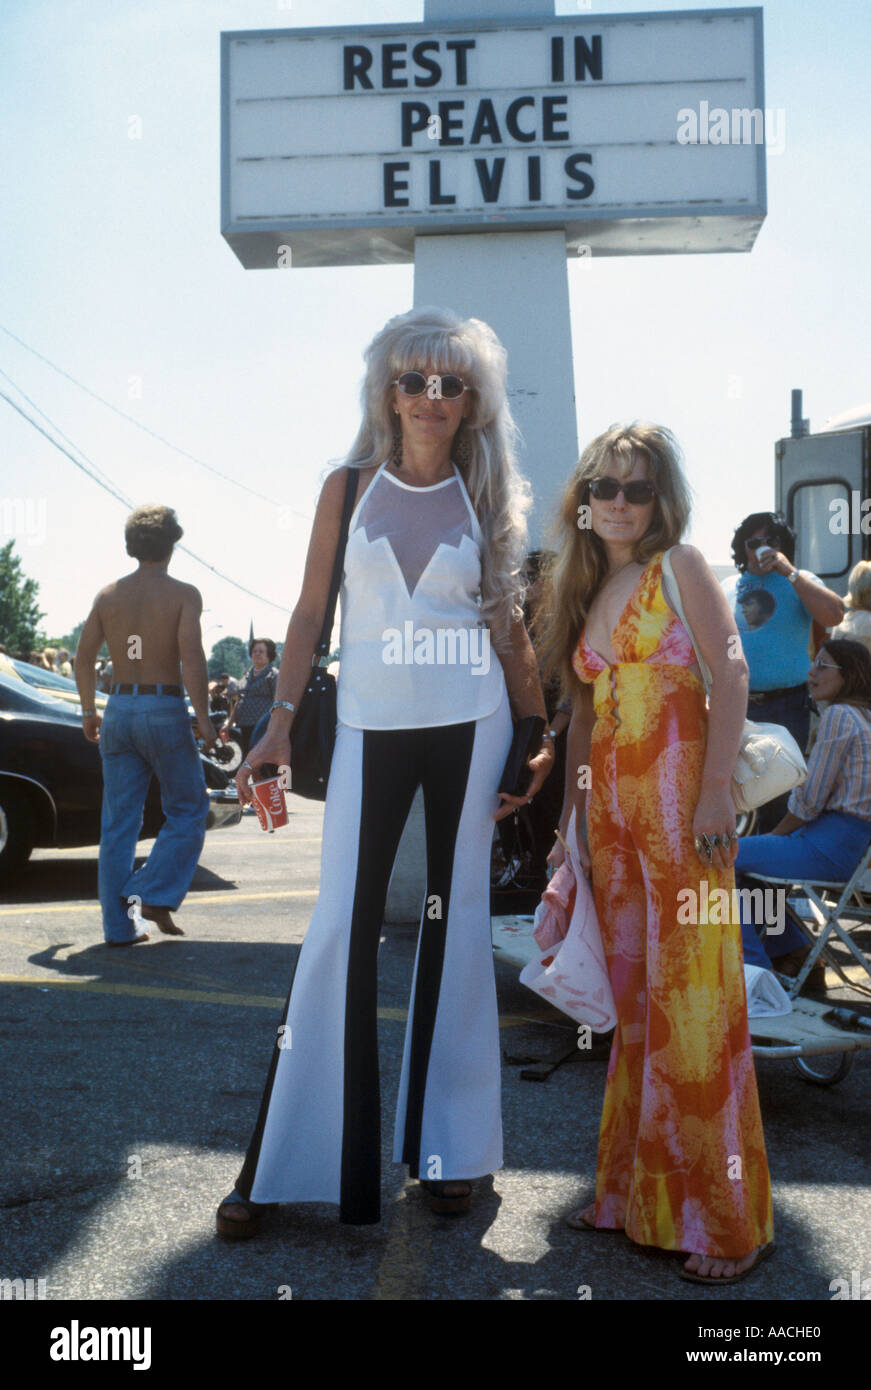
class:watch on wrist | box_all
[82,708,96,717]
[270,700,296,715]
[787,569,800,585]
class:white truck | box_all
[776,390,871,597]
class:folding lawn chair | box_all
[743,841,871,1000]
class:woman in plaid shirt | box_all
[223,638,278,756]
[736,637,871,981]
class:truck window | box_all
[789,479,852,578]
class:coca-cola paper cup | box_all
[251,776,288,833]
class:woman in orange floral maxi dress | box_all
[539,424,774,1284]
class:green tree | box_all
[208,635,249,679]
[0,541,44,653]
[46,617,108,660]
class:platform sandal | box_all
[419,1179,473,1214]
[216,1190,271,1239]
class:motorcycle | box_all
[192,703,244,774]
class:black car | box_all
[0,672,240,882]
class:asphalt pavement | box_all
[1,797,869,1304]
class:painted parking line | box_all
[32,836,324,855]
[372,1180,433,1301]
[207,838,324,846]
[0,890,318,917]
[0,973,557,1031]
[0,976,287,1007]
[39,945,271,996]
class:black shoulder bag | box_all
[250,469,357,798]
[286,468,358,800]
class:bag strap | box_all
[313,468,358,664]
[660,547,713,693]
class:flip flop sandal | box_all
[419,1180,473,1214]
[216,1190,271,1239]
[679,1241,776,1285]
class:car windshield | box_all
[0,670,80,715]
[12,659,79,692]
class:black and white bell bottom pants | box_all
[235,687,513,1224]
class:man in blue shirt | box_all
[722,511,845,833]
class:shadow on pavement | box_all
[9,856,238,906]
[0,929,867,1299]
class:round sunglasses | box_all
[392,371,470,400]
[746,536,779,552]
[587,476,657,505]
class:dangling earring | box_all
[390,412,403,468]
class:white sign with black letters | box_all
[221,8,765,268]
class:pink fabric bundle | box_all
[521,809,617,1031]
[532,859,577,950]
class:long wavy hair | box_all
[534,423,692,702]
[817,639,871,713]
[340,306,530,644]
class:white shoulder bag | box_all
[660,548,807,813]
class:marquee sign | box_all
[221,8,765,268]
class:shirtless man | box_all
[76,505,218,945]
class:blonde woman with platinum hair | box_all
[217,306,553,1236]
[536,422,774,1286]
[344,305,531,643]
[831,560,871,655]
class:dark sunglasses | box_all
[588,476,657,505]
[746,536,778,551]
[393,371,470,400]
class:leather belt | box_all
[111,683,183,696]
[747,683,806,704]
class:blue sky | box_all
[2,0,869,649]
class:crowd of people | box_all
[1,643,75,675]
[1,637,270,707]
[12,304,869,1288]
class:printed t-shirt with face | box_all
[720,568,826,692]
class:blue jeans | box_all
[98,693,209,942]
[735,811,871,968]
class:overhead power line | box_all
[0,383,293,616]
[0,365,131,504]
[0,320,313,520]
[0,387,132,509]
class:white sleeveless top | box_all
[336,461,507,729]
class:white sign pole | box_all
[416,0,577,553]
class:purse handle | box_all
[313,468,358,665]
[660,547,714,694]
